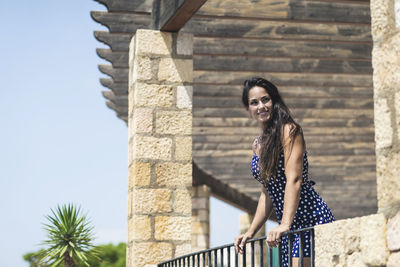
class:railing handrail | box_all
[157,226,315,267]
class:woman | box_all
[234,77,334,267]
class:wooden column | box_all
[127,29,194,267]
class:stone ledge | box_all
[315,213,389,266]
[387,210,400,251]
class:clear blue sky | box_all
[0,1,254,266]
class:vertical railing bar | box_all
[221,247,224,267]
[208,251,212,267]
[299,232,304,267]
[214,249,218,267]
[197,253,200,267]
[268,248,273,267]
[288,235,293,267]
[251,241,255,267]
[235,247,238,267]
[228,245,231,267]
[278,243,282,267]
[192,255,195,267]
[242,245,246,267]
[259,240,263,267]
[310,229,315,267]
[202,252,206,267]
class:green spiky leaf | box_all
[38,204,100,267]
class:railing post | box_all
[221,248,224,267]
[268,248,273,267]
[310,229,315,267]
[228,246,231,267]
[235,247,238,267]
[214,249,217,267]
[251,241,255,267]
[288,234,293,267]
[299,232,304,267]
[243,245,246,267]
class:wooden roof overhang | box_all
[92,0,376,219]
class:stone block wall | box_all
[387,210,400,266]
[315,214,389,266]
[192,185,211,251]
[127,29,193,267]
[371,0,400,213]
[314,0,400,265]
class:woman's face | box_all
[248,86,273,123]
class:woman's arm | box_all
[234,186,273,254]
[266,123,305,248]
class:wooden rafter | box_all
[152,0,208,32]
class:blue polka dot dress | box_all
[251,138,334,266]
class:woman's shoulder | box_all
[282,122,300,133]
[282,123,303,138]
[281,123,305,148]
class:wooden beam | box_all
[193,162,278,221]
[193,162,258,214]
[152,0,208,32]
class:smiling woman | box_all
[247,86,273,123]
[234,77,335,267]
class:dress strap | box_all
[253,135,262,155]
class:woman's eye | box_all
[261,97,270,103]
[250,101,258,106]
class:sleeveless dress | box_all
[251,138,334,266]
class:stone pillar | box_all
[371,0,400,215]
[192,185,211,251]
[370,1,400,262]
[127,29,193,267]
[313,2,400,266]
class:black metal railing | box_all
[157,227,315,267]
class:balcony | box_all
[158,227,315,267]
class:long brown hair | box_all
[242,77,303,182]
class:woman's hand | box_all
[266,224,290,248]
[234,232,253,254]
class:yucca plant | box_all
[39,204,99,267]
